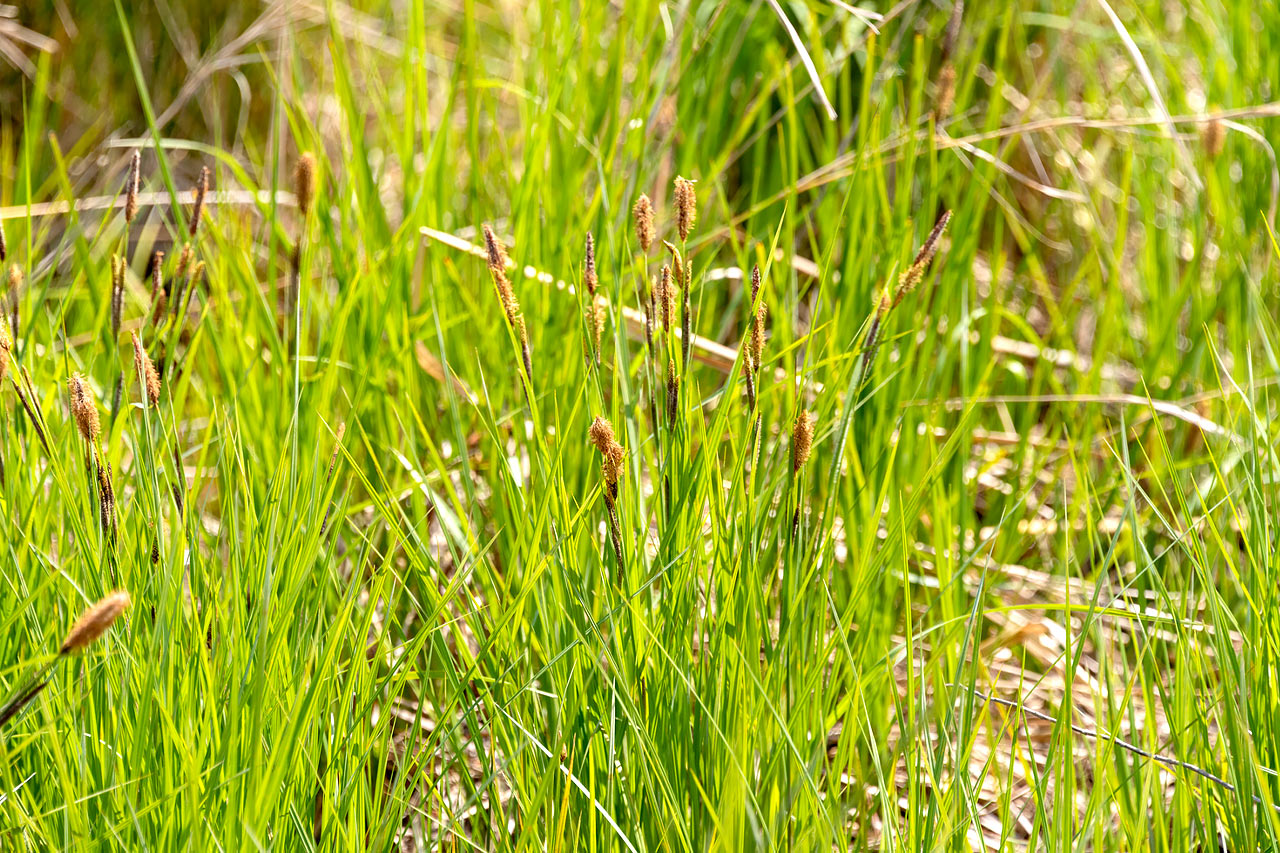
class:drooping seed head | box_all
[792,410,816,472]
[895,210,952,305]
[131,332,161,406]
[674,176,696,242]
[125,151,141,224]
[662,241,684,288]
[632,194,655,253]
[59,590,130,654]
[69,374,100,442]
[189,166,209,238]
[295,153,317,218]
[584,232,598,297]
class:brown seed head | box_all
[0,217,6,263]
[792,410,816,472]
[96,454,117,538]
[482,224,520,323]
[131,332,161,406]
[175,244,193,282]
[125,151,141,224]
[295,153,317,218]
[750,303,767,373]
[934,63,957,121]
[588,416,616,454]
[189,166,209,238]
[584,232,598,297]
[666,358,679,423]
[895,210,952,305]
[69,374,100,442]
[1203,119,1226,159]
[674,176,696,241]
[662,241,684,288]
[150,251,165,302]
[632,194,655,253]
[603,442,625,488]
[659,265,674,331]
[586,301,605,357]
[110,255,125,338]
[59,590,131,654]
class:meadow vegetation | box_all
[1,0,1280,850]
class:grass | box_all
[1,0,1280,849]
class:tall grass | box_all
[1,0,1280,850]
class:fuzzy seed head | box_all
[584,232,598,297]
[586,301,605,356]
[792,410,816,472]
[1203,119,1226,159]
[189,166,209,238]
[0,217,6,263]
[602,442,625,488]
[132,332,161,406]
[895,210,952,304]
[935,63,957,121]
[295,153,317,218]
[632,194,655,253]
[482,225,520,323]
[69,374,100,442]
[125,151,141,224]
[60,590,130,654]
[588,416,616,453]
[674,177,696,241]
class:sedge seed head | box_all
[131,331,161,406]
[659,265,674,331]
[125,151,141,224]
[60,590,130,654]
[69,374,100,442]
[632,194,655,253]
[934,63,957,121]
[750,302,767,372]
[584,232,598,297]
[295,153,317,218]
[588,416,616,454]
[1203,119,1226,158]
[792,410,816,472]
[482,224,519,322]
[189,166,209,238]
[674,176,696,241]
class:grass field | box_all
[2,0,1280,849]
